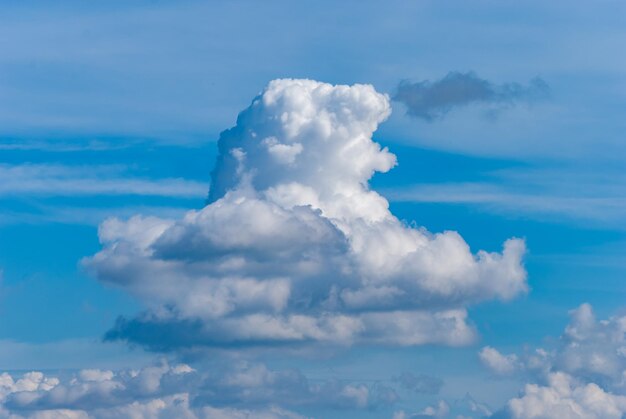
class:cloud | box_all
[479,346,521,376]
[0,360,398,418]
[482,304,626,418]
[393,395,492,419]
[481,304,626,389]
[0,362,195,414]
[392,372,443,395]
[393,72,549,121]
[0,338,154,371]
[84,79,527,350]
[383,164,626,228]
[393,400,450,419]
[504,372,626,419]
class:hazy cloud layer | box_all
[393,72,549,121]
[85,79,527,351]
[0,361,399,418]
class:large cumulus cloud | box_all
[84,79,527,350]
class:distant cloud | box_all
[0,361,397,417]
[393,395,492,419]
[482,304,626,418]
[393,72,549,121]
[393,372,443,395]
[0,164,207,198]
[84,79,527,351]
[382,166,626,229]
[482,304,626,389]
[478,346,521,376]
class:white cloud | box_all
[482,304,626,418]
[479,346,520,376]
[506,372,626,419]
[383,166,626,229]
[393,72,549,121]
[419,400,450,417]
[85,79,527,349]
[198,405,307,419]
[392,395,492,419]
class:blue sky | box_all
[1,1,626,418]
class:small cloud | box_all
[393,72,549,121]
[506,372,626,419]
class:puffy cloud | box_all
[393,72,549,121]
[393,395,492,419]
[505,372,626,419]
[482,304,626,418]
[392,372,443,395]
[418,400,450,418]
[85,78,527,350]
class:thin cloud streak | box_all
[384,180,626,227]
[0,164,208,198]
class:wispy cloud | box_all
[0,164,208,198]
[481,304,626,418]
[393,72,549,121]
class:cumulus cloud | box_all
[482,304,626,418]
[0,360,399,418]
[85,79,527,350]
[393,72,549,121]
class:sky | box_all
[1,1,626,418]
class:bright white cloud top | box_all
[85,79,527,350]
